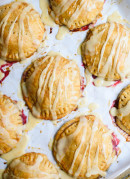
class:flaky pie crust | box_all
[0,93,24,155]
[49,0,104,30]
[21,55,81,120]
[116,84,130,138]
[3,152,59,179]
[82,23,130,81]
[53,115,120,179]
[0,2,45,62]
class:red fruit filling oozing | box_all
[107,80,121,87]
[20,109,27,125]
[0,62,15,84]
[92,75,121,87]
[112,132,120,155]
[80,77,86,91]
[71,24,90,32]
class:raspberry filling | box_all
[92,75,97,79]
[81,63,84,67]
[0,62,15,84]
[20,109,27,125]
[107,80,121,87]
[112,132,120,155]
[92,75,121,87]
[80,77,86,91]
[71,24,90,32]
[109,100,118,122]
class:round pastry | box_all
[0,2,45,62]
[3,152,59,179]
[82,22,130,81]
[116,84,130,136]
[0,93,26,155]
[49,0,104,31]
[21,55,81,120]
[53,115,120,178]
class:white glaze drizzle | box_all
[86,119,106,177]
[4,155,59,179]
[116,30,130,79]
[18,5,32,59]
[118,101,130,120]
[84,23,130,80]
[1,16,19,57]
[56,117,116,178]
[56,116,86,161]
[98,23,115,74]
[26,16,40,46]
[69,116,88,174]
[74,144,89,177]
[101,24,120,78]
[0,96,23,151]
[54,0,102,28]
[56,0,76,16]
[30,56,78,120]
[68,0,89,28]
[84,29,105,56]
[0,2,21,44]
[0,2,43,60]
[49,56,60,120]
[110,101,130,120]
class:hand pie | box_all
[82,23,130,80]
[114,85,130,140]
[0,2,45,62]
[3,152,59,179]
[21,55,81,120]
[53,115,120,178]
[49,0,104,31]
[0,93,26,155]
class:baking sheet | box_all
[0,0,130,178]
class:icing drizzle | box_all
[23,55,80,120]
[3,154,59,179]
[83,23,130,80]
[55,116,118,178]
[0,2,43,60]
[52,0,104,28]
[0,94,24,154]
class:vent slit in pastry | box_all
[18,5,33,60]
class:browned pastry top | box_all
[0,93,25,155]
[116,84,130,136]
[0,2,45,62]
[3,152,59,179]
[53,115,120,178]
[82,23,130,81]
[49,0,104,30]
[21,55,81,120]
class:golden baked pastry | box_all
[49,0,104,30]
[116,85,130,137]
[53,115,120,179]
[0,2,45,62]
[82,22,130,80]
[21,55,81,120]
[3,152,59,179]
[0,93,26,155]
